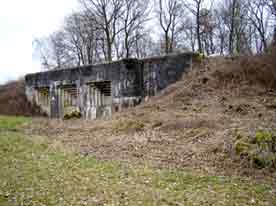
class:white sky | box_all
[0,0,78,84]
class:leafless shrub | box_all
[212,46,276,90]
[0,80,44,116]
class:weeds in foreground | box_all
[0,131,275,206]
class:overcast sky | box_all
[0,0,78,84]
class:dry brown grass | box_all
[0,80,43,116]
[212,47,276,90]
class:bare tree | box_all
[33,0,276,71]
[114,31,124,59]
[157,0,182,54]
[64,12,102,65]
[268,0,276,19]
[219,0,250,54]
[131,29,155,58]
[79,0,124,62]
[33,32,72,70]
[214,7,228,55]
[267,0,276,43]
[247,0,271,52]
[50,31,74,69]
[64,13,86,66]
[199,8,216,55]
[32,38,53,70]
[120,0,150,58]
[228,0,238,54]
[179,16,197,52]
[183,0,206,53]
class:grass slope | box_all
[0,116,275,206]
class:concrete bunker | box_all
[25,53,195,119]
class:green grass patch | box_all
[0,132,275,206]
[0,115,30,131]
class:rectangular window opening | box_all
[87,81,112,107]
[37,87,50,107]
[60,84,78,108]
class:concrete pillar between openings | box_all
[99,88,102,106]
[98,89,100,106]
[58,87,62,118]
[95,88,97,106]
[91,87,94,107]
[93,87,95,107]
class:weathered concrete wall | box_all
[26,59,143,119]
[142,53,192,96]
[25,53,193,119]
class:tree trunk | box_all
[209,32,215,54]
[262,35,268,52]
[125,33,130,58]
[170,22,175,53]
[107,43,112,62]
[229,0,236,55]
[87,46,92,64]
[196,6,202,53]
[106,31,113,62]
[165,32,170,54]
[273,27,276,45]
[220,38,224,55]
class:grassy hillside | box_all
[0,116,275,206]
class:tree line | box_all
[33,0,276,70]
